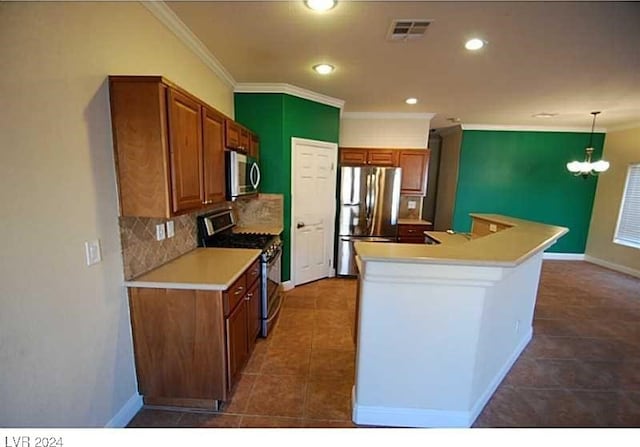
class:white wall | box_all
[0,2,233,427]
[339,113,433,148]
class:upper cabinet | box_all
[339,148,398,166]
[109,76,253,218]
[399,149,430,196]
[224,119,257,156]
[338,147,430,196]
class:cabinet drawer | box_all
[398,224,432,237]
[246,258,261,288]
[223,273,247,316]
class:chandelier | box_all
[566,111,609,177]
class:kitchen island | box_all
[352,214,568,428]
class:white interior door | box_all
[291,138,337,286]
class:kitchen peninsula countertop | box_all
[124,247,261,290]
[356,214,568,267]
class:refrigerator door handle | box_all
[365,173,373,234]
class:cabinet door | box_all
[225,120,241,150]
[399,149,429,195]
[168,88,204,214]
[225,299,249,392]
[202,107,226,205]
[246,277,261,348]
[239,127,250,153]
[249,133,260,159]
[339,148,367,165]
[367,149,398,166]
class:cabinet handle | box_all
[408,229,416,233]
[245,293,253,300]
[234,286,244,296]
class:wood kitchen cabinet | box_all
[339,147,430,196]
[128,258,261,408]
[399,149,430,196]
[249,133,260,159]
[224,119,257,156]
[202,106,226,205]
[339,147,398,166]
[109,76,228,218]
[398,222,434,243]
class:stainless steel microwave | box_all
[226,150,260,200]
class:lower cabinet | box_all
[128,258,261,409]
[398,223,434,243]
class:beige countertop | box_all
[124,247,262,291]
[233,225,283,235]
[355,214,568,267]
[424,231,472,245]
[398,218,433,225]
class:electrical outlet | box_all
[489,223,498,232]
[166,220,175,238]
[408,200,417,210]
[84,240,102,266]
[156,223,166,241]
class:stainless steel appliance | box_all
[226,150,261,200]
[336,166,402,276]
[197,208,282,337]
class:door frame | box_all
[290,137,338,287]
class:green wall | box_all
[452,130,605,253]
[235,93,340,281]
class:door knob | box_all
[297,222,305,229]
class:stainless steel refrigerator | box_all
[336,166,402,276]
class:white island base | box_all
[352,251,543,427]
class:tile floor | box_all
[127,261,640,428]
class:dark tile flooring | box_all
[127,261,640,428]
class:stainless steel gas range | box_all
[197,208,282,337]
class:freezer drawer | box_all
[336,236,396,276]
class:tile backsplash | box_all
[119,194,284,280]
[399,195,423,219]
[234,193,284,227]
[119,212,198,280]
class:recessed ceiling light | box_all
[313,63,335,75]
[305,0,337,12]
[465,38,485,51]
[405,98,418,105]
[532,112,558,118]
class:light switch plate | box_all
[489,223,498,232]
[84,240,102,266]
[166,220,175,238]
[156,223,166,241]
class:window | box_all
[614,163,640,249]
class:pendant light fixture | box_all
[566,111,609,178]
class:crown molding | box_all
[140,1,236,87]
[461,123,607,133]
[342,112,435,120]
[234,83,345,110]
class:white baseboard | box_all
[543,252,585,260]
[352,389,471,428]
[105,393,143,428]
[584,255,640,279]
[281,280,294,291]
[351,328,532,428]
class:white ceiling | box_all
[166,1,640,131]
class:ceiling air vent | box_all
[387,19,432,41]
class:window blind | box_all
[614,163,640,249]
